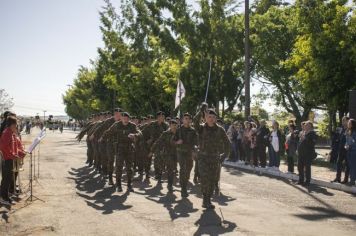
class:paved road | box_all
[1,129,355,236]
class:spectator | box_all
[227,122,239,161]
[0,116,26,205]
[250,127,258,166]
[332,116,350,184]
[0,111,16,137]
[286,124,298,173]
[346,119,356,186]
[297,121,317,186]
[268,121,283,170]
[236,122,244,163]
[330,127,342,165]
[256,119,270,168]
[242,121,252,165]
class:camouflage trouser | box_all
[99,141,108,173]
[198,153,219,197]
[107,143,115,175]
[143,149,151,175]
[154,153,165,177]
[92,141,100,167]
[133,146,144,174]
[116,148,133,183]
[177,151,193,189]
[165,154,176,185]
[87,140,93,163]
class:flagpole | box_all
[179,80,182,139]
[204,59,212,103]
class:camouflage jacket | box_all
[76,121,95,141]
[173,126,198,153]
[91,117,116,141]
[101,121,142,149]
[193,111,231,156]
[151,130,176,156]
[142,121,169,147]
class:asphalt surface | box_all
[1,128,355,236]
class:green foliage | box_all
[63,0,356,124]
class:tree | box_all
[0,89,14,114]
[251,4,315,127]
[285,0,356,127]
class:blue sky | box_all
[0,0,273,116]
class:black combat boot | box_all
[127,179,134,192]
[181,185,189,198]
[167,177,173,193]
[116,179,123,192]
[193,175,198,184]
[207,196,215,209]
[202,195,208,209]
[108,174,114,186]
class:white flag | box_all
[175,79,186,109]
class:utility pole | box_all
[244,0,251,118]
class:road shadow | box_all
[193,209,237,236]
[68,166,132,214]
[265,177,356,222]
[294,206,356,221]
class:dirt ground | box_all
[1,128,355,236]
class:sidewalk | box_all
[223,160,356,194]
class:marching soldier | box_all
[87,112,106,171]
[76,114,99,166]
[100,108,123,185]
[102,112,141,192]
[142,111,168,182]
[173,113,198,198]
[151,119,178,192]
[89,112,112,176]
[193,104,230,209]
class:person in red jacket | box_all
[0,116,26,204]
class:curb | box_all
[223,161,356,194]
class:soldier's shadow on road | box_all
[193,210,237,236]
[67,166,132,214]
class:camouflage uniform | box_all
[87,121,103,170]
[142,121,169,179]
[76,121,96,165]
[151,129,177,190]
[193,111,230,207]
[174,126,198,197]
[91,117,116,177]
[102,121,141,191]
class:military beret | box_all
[166,116,171,121]
[114,108,123,113]
[207,109,217,116]
[156,111,165,116]
[121,112,130,118]
[183,113,192,118]
[170,119,178,124]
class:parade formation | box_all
[76,102,230,210]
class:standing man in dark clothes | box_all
[256,119,270,167]
[297,121,317,186]
[332,116,350,183]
